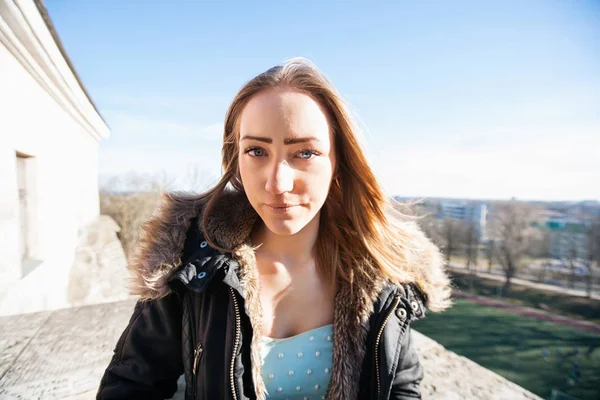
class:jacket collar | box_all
[128,189,446,400]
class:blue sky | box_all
[46,0,600,201]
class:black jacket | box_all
[97,191,450,400]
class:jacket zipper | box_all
[193,342,203,376]
[187,295,200,400]
[375,294,401,400]
[192,341,203,398]
[229,287,241,400]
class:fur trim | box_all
[203,190,259,250]
[128,192,203,300]
[329,271,386,399]
[127,189,449,399]
[406,220,452,312]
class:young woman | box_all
[97,58,451,400]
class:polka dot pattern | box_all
[260,324,333,399]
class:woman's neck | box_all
[252,213,320,268]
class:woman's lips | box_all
[265,204,299,213]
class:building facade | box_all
[0,0,110,315]
[438,201,488,243]
[545,215,590,261]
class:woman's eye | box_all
[246,147,265,157]
[298,149,318,159]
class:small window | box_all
[16,152,40,277]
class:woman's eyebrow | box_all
[240,135,272,143]
[240,135,320,145]
[284,136,320,145]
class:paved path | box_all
[454,291,600,335]
[0,300,540,400]
[0,301,137,399]
[449,264,600,300]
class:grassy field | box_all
[413,299,600,400]
[450,271,600,324]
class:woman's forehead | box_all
[239,88,331,142]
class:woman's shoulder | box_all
[373,281,428,321]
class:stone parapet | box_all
[0,300,541,399]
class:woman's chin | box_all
[263,218,305,236]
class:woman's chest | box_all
[258,270,335,339]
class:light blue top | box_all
[260,324,334,400]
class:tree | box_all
[464,210,479,274]
[525,226,551,282]
[99,172,169,261]
[442,219,467,265]
[565,232,580,290]
[486,240,495,273]
[489,200,538,295]
[586,217,600,298]
[405,202,446,249]
[464,219,480,291]
[537,229,552,283]
[418,214,445,249]
[184,164,217,192]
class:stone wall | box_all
[414,330,541,400]
[67,215,133,307]
[0,300,541,399]
[0,215,132,316]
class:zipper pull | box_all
[193,343,203,375]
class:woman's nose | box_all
[265,161,294,194]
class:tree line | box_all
[412,200,600,297]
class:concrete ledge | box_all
[0,300,541,399]
[413,330,541,399]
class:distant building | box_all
[542,213,590,260]
[437,201,488,243]
[0,0,110,315]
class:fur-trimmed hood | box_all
[127,189,450,400]
[128,190,258,300]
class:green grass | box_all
[450,271,600,324]
[413,299,600,400]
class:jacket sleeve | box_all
[389,327,424,399]
[96,293,184,399]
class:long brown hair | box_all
[201,57,450,311]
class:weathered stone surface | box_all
[0,311,51,383]
[0,300,541,400]
[67,215,134,308]
[0,300,135,398]
[414,331,541,400]
[0,215,133,317]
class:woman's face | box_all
[238,87,336,236]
